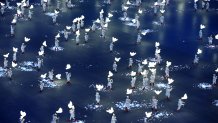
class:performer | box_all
[177,99,185,111]
[96,92,100,105]
[151,96,158,111]
[124,96,131,112]
[111,113,117,123]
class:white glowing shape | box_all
[166,61,171,67]
[20,111,26,120]
[42,41,47,47]
[24,37,30,42]
[168,78,174,84]
[181,93,188,100]
[197,49,202,54]
[66,64,71,70]
[66,26,71,30]
[115,57,121,62]
[148,62,156,68]
[3,53,9,58]
[145,112,152,118]
[13,47,18,53]
[154,90,162,95]
[215,68,218,73]
[200,24,205,29]
[215,34,218,40]
[85,28,90,32]
[68,101,74,109]
[130,52,136,56]
[126,88,133,94]
[108,13,113,18]
[138,9,142,14]
[142,59,147,65]
[96,84,104,91]
[55,74,61,80]
[106,107,114,114]
[155,42,160,47]
[55,33,60,38]
[112,37,118,42]
[56,107,63,114]
[40,73,47,79]
[130,71,136,76]
[38,51,44,56]
[108,71,113,78]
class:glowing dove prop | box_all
[66,26,71,30]
[96,84,104,91]
[130,52,136,56]
[56,74,61,80]
[108,13,113,18]
[42,41,47,47]
[126,88,133,94]
[168,78,174,84]
[13,47,18,53]
[154,90,162,95]
[3,53,9,58]
[24,37,30,42]
[11,61,17,67]
[123,6,129,11]
[166,61,171,67]
[160,9,165,14]
[66,64,71,70]
[56,108,63,114]
[145,112,152,118]
[30,5,34,9]
[181,93,188,100]
[106,107,114,114]
[148,62,156,68]
[112,37,118,42]
[38,51,44,56]
[68,101,74,109]
[142,59,147,65]
[115,57,121,62]
[85,28,90,32]
[215,34,218,40]
[108,71,113,78]
[95,18,100,23]
[130,71,136,76]
[215,68,218,73]
[40,73,47,79]
[20,111,26,120]
[197,49,202,54]
[155,42,160,47]
[126,0,131,5]
[138,9,143,14]
[55,33,60,38]
[200,24,205,29]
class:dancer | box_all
[151,96,158,111]
[124,96,131,112]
